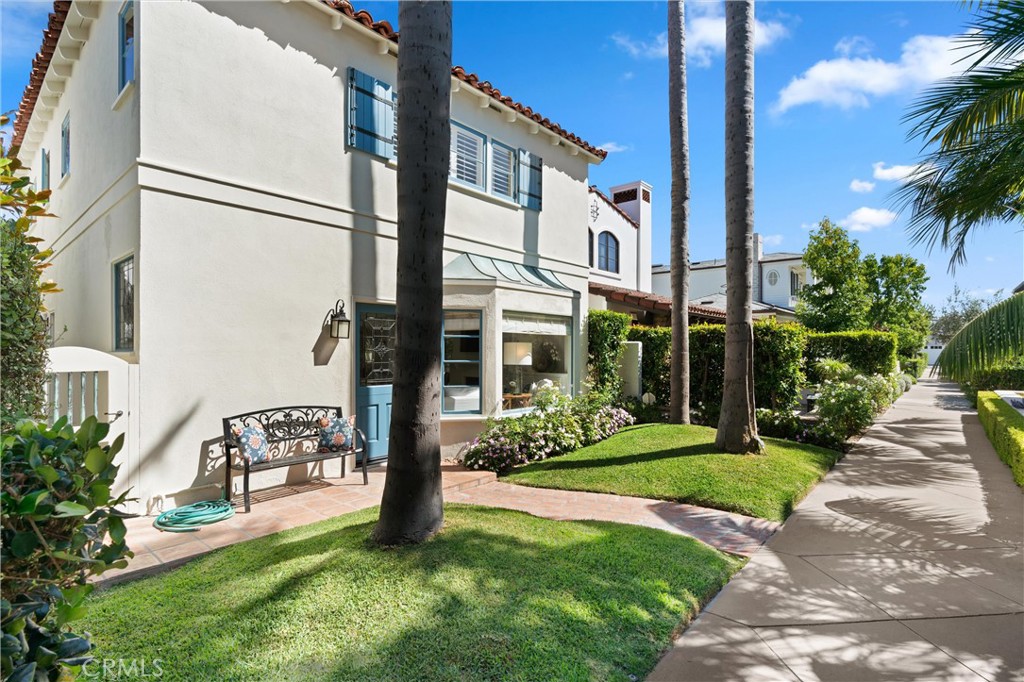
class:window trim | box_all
[60,113,71,179]
[449,121,487,191]
[113,255,135,352]
[441,309,483,415]
[597,231,619,274]
[766,269,779,287]
[118,1,135,94]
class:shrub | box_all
[960,357,1024,406]
[587,310,631,395]
[902,354,927,379]
[619,396,665,424]
[815,358,855,383]
[1,416,134,681]
[2,120,60,421]
[977,392,1024,488]
[463,388,634,472]
[688,320,806,425]
[755,408,801,440]
[805,330,899,382]
[815,374,897,440]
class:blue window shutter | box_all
[347,67,396,159]
[517,149,542,210]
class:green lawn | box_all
[82,505,740,682]
[504,424,841,522]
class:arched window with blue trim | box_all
[598,231,619,273]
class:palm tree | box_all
[935,292,1024,383]
[715,0,764,454]
[668,0,691,424]
[898,1,1024,269]
[372,0,452,546]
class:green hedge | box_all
[960,358,1024,406]
[630,320,805,424]
[587,310,631,394]
[977,392,1024,488]
[805,331,898,383]
[902,354,927,379]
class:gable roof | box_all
[588,186,638,229]
[13,0,607,161]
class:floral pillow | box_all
[318,415,356,452]
[232,424,269,464]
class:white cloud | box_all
[849,179,876,193]
[773,33,961,113]
[763,234,784,247]
[835,36,873,58]
[611,4,789,68]
[598,141,632,154]
[985,256,996,262]
[839,207,897,232]
[800,222,818,231]
[621,71,635,82]
[872,161,928,181]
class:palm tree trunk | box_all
[372,0,452,545]
[668,0,691,425]
[715,0,764,454]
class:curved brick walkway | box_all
[447,481,779,556]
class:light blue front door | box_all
[355,304,395,463]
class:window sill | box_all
[440,413,485,422]
[448,179,521,210]
[57,172,71,189]
[112,81,135,111]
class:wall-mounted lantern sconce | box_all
[325,299,351,339]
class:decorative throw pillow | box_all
[233,425,269,464]
[318,415,355,452]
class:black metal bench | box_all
[222,405,368,512]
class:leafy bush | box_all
[586,310,631,395]
[977,392,1024,488]
[755,408,802,440]
[618,396,665,424]
[960,357,1024,406]
[816,380,877,439]
[463,388,634,472]
[688,320,806,424]
[902,354,927,379]
[814,358,855,383]
[805,331,899,383]
[1,416,134,681]
[2,119,60,421]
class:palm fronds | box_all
[934,292,1024,382]
[899,2,1024,269]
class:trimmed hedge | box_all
[628,320,805,424]
[960,358,1024,406]
[587,310,630,394]
[977,392,1024,488]
[902,354,927,379]
[805,331,898,383]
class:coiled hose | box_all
[153,499,235,533]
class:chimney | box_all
[609,180,652,292]
[752,233,764,303]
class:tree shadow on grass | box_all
[84,506,740,682]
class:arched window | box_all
[598,231,619,273]
[589,230,594,268]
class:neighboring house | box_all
[923,336,945,366]
[587,183,652,293]
[14,0,606,512]
[651,233,813,322]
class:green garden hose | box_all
[153,499,235,533]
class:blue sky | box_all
[3,1,1021,306]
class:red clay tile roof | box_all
[589,186,638,229]
[11,1,68,148]
[13,0,607,161]
[588,282,727,320]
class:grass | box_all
[81,505,741,682]
[504,424,841,522]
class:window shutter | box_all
[517,149,542,210]
[348,67,397,159]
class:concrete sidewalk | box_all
[649,377,1024,682]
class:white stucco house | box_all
[14,0,607,512]
[651,233,813,322]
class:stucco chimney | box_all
[609,180,653,292]
[752,232,764,303]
